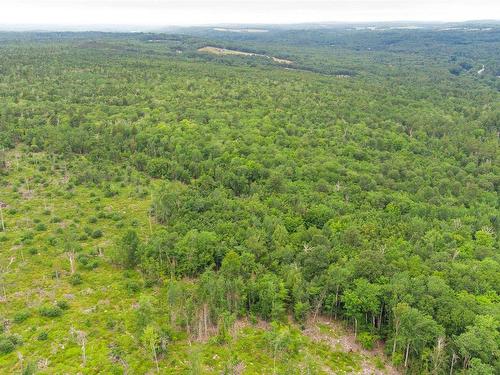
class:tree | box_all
[455,315,499,369]
[175,230,218,277]
[69,327,87,367]
[265,323,302,374]
[467,358,495,375]
[142,325,160,374]
[393,303,444,368]
[152,182,187,224]
[119,229,140,269]
[252,273,287,321]
[341,278,381,338]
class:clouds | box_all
[0,0,498,27]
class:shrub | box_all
[69,273,83,286]
[91,229,103,239]
[0,334,22,354]
[47,236,57,246]
[21,361,37,375]
[39,305,62,318]
[0,338,15,354]
[357,332,378,350]
[124,280,141,294]
[13,310,31,324]
[37,331,48,341]
[56,300,69,310]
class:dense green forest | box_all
[0,24,499,374]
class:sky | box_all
[0,0,499,27]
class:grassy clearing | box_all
[198,46,293,64]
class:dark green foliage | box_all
[0,339,15,355]
[69,273,83,286]
[39,305,63,318]
[119,230,140,269]
[35,223,47,231]
[37,332,48,341]
[56,300,70,310]
[91,229,103,239]
[13,310,31,324]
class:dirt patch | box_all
[304,317,400,375]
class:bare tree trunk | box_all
[67,251,76,274]
[81,339,86,366]
[449,352,456,375]
[354,317,358,339]
[404,343,410,368]
[197,314,203,341]
[312,290,326,322]
[152,344,159,373]
[203,303,208,338]
[392,311,401,357]
[334,285,339,319]
[0,206,5,232]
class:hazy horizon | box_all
[1,20,499,33]
[1,0,499,29]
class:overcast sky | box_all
[0,0,499,27]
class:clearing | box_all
[198,46,293,65]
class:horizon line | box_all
[0,19,499,31]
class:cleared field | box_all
[198,46,256,57]
[198,46,293,64]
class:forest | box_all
[0,23,499,374]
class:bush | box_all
[124,280,142,294]
[91,229,103,239]
[56,300,69,310]
[0,338,15,354]
[69,273,83,286]
[37,331,48,341]
[21,361,37,375]
[357,332,378,350]
[47,236,57,246]
[13,310,31,323]
[0,334,22,354]
[39,305,62,318]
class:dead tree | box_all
[70,327,87,366]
